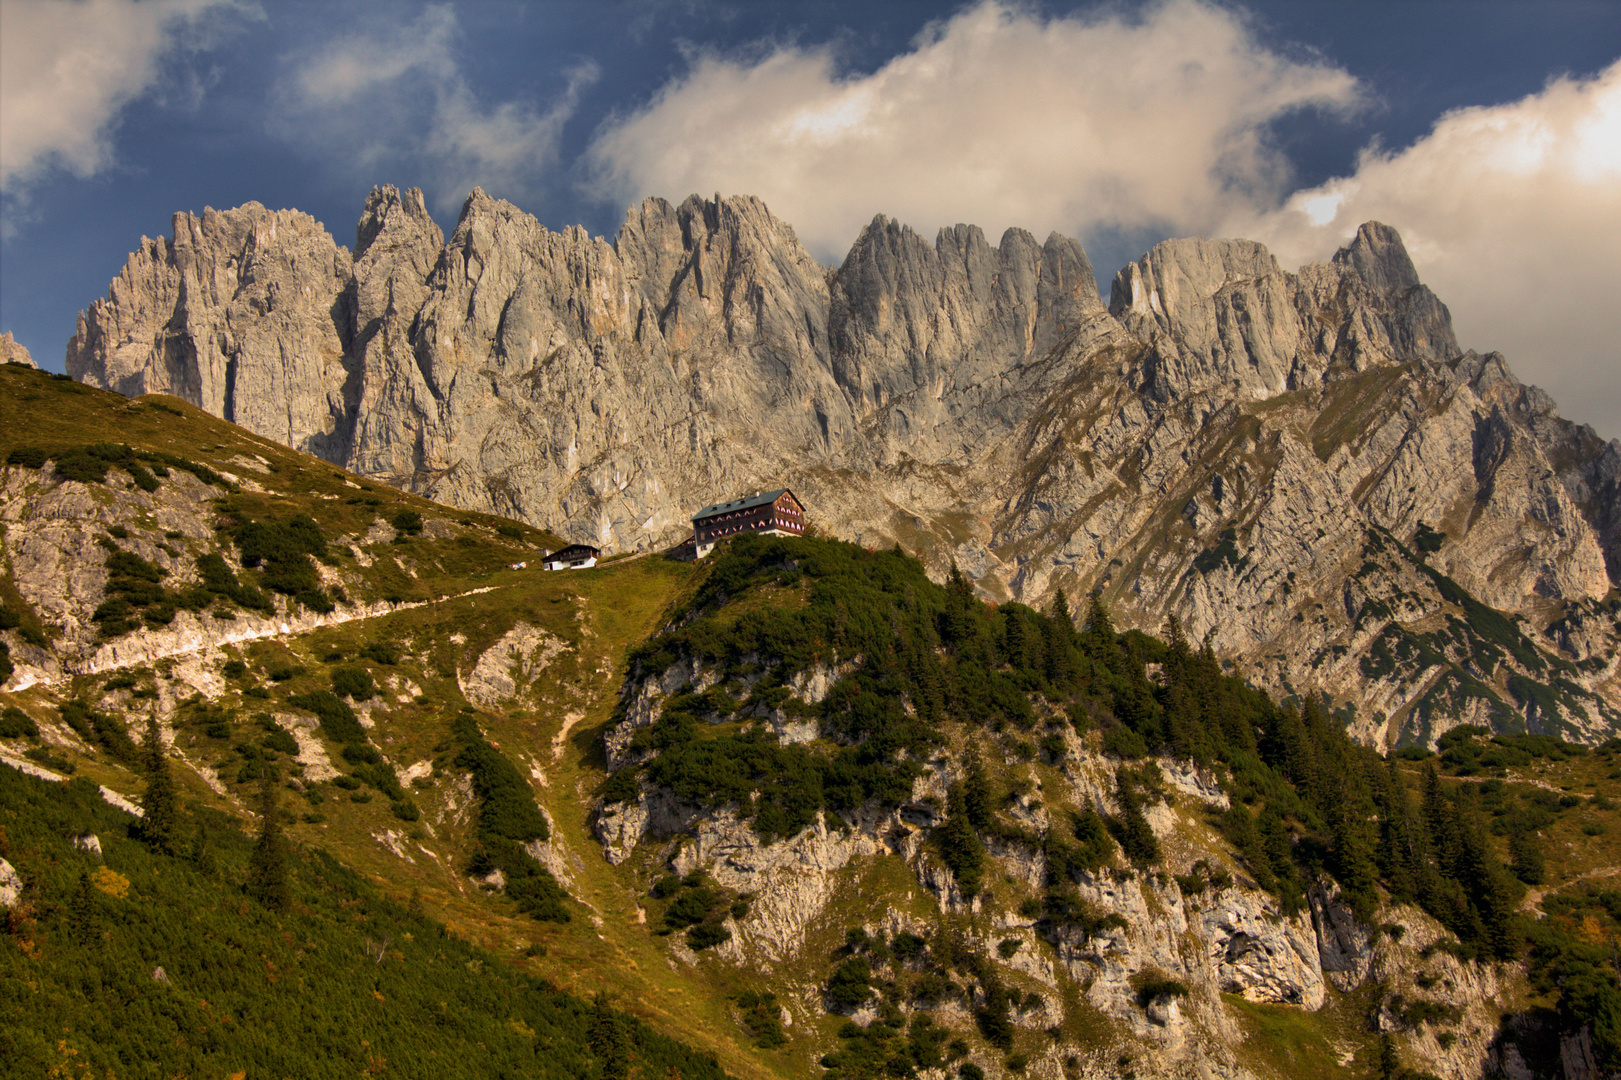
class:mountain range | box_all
[62,187,1621,749]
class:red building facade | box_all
[691,489,805,558]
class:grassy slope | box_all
[7,364,1621,1078]
[0,763,732,1080]
[0,364,797,1079]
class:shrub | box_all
[686,923,731,950]
[233,514,332,611]
[0,706,39,739]
[391,509,423,536]
[827,958,873,1009]
[453,716,568,922]
[360,641,400,665]
[736,991,788,1048]
[52,450,108,484]
[6,446,47,468]
[287,691,363,744]
[331,666,375,701]
[1131,972,1189,1007]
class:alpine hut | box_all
[690,489,805,559]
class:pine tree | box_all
[589,994,632,1080]
[192,816,217,877]
[1258,804,1302,913]
[1377,758,1418,903]
[1082,592,1121,673]
[938,784,985,898]
[1003,609,1029,673]
[69,871,99,945]
[1223,803,1276,893]
[247,774,290,911]
[1327,780,1379,919]
[1377,1033,1400,1080]
[1509,827,1546,886]
[962,755,996,833]
[941,564,978,649]
[141,714,177,855]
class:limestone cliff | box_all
[66,191,1621,747]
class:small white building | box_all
[542,544,599,570]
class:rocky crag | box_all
[66,189,1621,746]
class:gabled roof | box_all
[545,543,600,558]
[691,488,796,521]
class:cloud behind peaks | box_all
[583,0,1361,260]
[276,5,597,214]
[1239,58,1621,437]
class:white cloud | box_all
[1236,59,1621,438]
[582,0,1360,260]
[276,5,596,213]
[0,0,242,191]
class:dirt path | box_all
[1521,864,1621,914]
[8,585,503,690]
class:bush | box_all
[360,641,400,665]
[6,446,47,468]
[286,691,363,744]
[736,991,788,1048]
[1131,973,1189,1007]
[0,705,39,739]
[52,450,108,484]
[391,509,424,536]
[827,958,873,1008]
[453,716,569,922]
[686,923,731,950]
[331,666,376,701]
[1102,724,1149,759]
[233,514,332,611]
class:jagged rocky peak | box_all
[355,184,442,261]
[1333,219,1421,298]
[0,332,35,368]
[66,199,353,453]
[1107,222,1460,402]
[57,190,1621,748]
[828,213,1107,438]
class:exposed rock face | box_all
[67,191,1621,747]
[0,858,21,907]
[0,332,36,368]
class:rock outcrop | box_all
[0,332,36,368]
[66,190,1621,748]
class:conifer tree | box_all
[1223,803,1276,893]
[247,773,290,911]
[1003,609,1029,673]
[941,564,978,649]
[69,871,99,945]
[1109,774,1160,867]
[962,755,996,833]
[192,816,217,877]
[141,713,177,855]
[937,784,985,897]
[1377,1033,1400,1080]
[1509,826,1545,886]
[589,994,631,1080]
[1327,780,1379,918]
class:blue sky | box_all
[3,0,1619,436]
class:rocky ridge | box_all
[66,191,1621,747]
[589,655,1531,1080]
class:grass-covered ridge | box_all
[609,532,1621,1072]
[0,764,728,1080]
